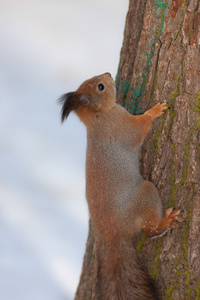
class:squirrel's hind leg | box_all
[142,207,184,237]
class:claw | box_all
[165,207,174,216]
[170,209,181,217]
[163,207,184,229]
[174,215,185,222]
[159,103,168,112]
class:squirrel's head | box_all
[59,73,116,123]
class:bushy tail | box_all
[96,240,158,300]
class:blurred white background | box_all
[0,0,128,299]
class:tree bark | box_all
[75,0,200,299]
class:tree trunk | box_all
[75,0,200,299]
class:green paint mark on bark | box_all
[116,0,170,115]
[125,0,170,115]
[115,73,121,95]
[121,81,130,97]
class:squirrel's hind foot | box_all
[162,207,185,229]
[142,207,184,237]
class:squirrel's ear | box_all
[79,95,90,106]
[59,92,91,123]
[59,92,78,123]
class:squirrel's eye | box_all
[98,83,104,91]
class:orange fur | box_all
[60,73,184,299]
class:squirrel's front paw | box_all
[146,102,168,118]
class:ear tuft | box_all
[58,92,77,123]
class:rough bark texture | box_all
[75,0,200,299]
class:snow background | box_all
[0,0,128,299]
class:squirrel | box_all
[59,73,184,300]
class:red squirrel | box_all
[59,73,184,299]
